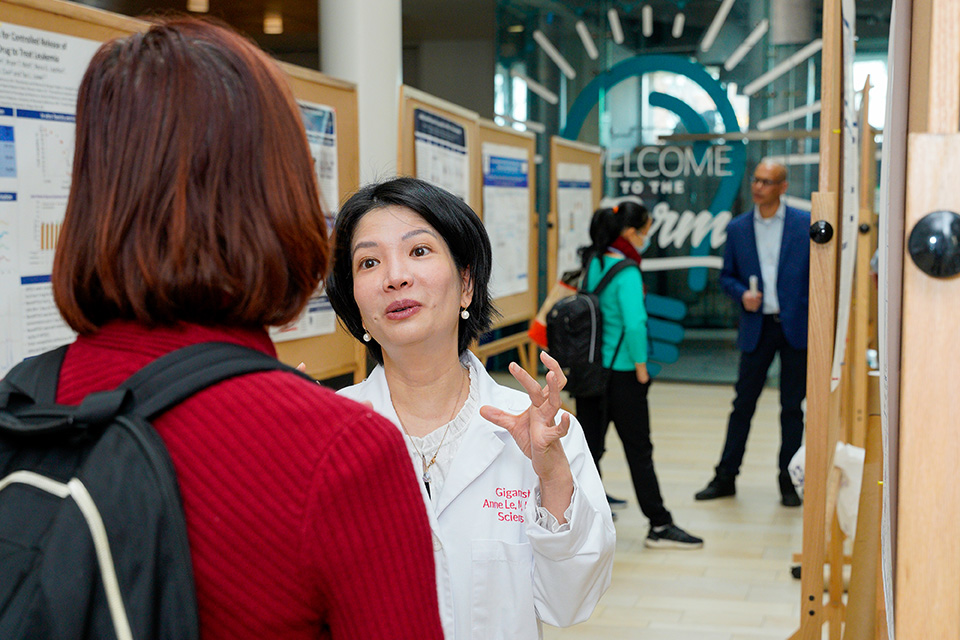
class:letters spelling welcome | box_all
[483,487,531,523]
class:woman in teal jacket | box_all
[574,202,703,549]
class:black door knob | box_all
[810,220,834,244]
[908,210,960,278]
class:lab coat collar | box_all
[349,352,521,517]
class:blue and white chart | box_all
[270,100,340,343]
[482,142,530,299]
[414,108,469,202]
[555,162,593,279]
[0,23,101,376]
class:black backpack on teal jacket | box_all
[545,258,637,397]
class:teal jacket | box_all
[583,255,647,371]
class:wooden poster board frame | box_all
[547,137,603,288]
[474,119,539,374]
[790,0,843,633]
[0,0,364,383]
[397,85,481,213]
[895,0,960,636]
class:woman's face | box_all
[351,205,472,357]
[624,219,653,249]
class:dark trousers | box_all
[576,371,672,528]
[718,314,807,478]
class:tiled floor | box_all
[540,380,809,639]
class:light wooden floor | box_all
[545,380,807,640]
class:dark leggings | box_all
[576,370,672,527]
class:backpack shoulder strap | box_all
[0,345,69,407]
[122,342,315,420]
[588,258,639,295]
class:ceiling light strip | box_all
[608,9,625,44]
[700,0,736,52]
[533,30,577,79]
[496,113,546,134]
[672,13,685,38]
[509,69,559,104]
[756,101,822,130]
[641,5,654,37]
[723,19,769,71]
[575,20,599,59]
[742,39,823,96]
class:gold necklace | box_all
[392,366,469,487]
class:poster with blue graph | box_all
[0,22,101,376]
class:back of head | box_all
[580,201,649,268]
[53,18,328,333]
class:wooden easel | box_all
[790,0,888,631]
[894,0,960,635]
[795,0,960,636]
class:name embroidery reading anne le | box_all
[483,487,531,523]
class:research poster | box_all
[269,101,340,343]
[482,142,530,298]
[556,162,593,279]
[299,100,339,219]
[0,23,101,377]
[414,108,469,202]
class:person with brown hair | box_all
[49,19,442,639]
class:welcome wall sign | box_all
[560,54,747,293]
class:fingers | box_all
[480,404,513,429]
[556,412,571,438]
[540,351,567,390]
[508,361,546,406]
[297,362,307,373]
[544,369,564,412]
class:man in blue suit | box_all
[695,159,809,507]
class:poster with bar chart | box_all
[0,22,101,376]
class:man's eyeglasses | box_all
[752,177,784,187]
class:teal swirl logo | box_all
[561,54,747,375]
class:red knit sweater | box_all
[55,321,442,640]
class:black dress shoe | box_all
[779,471,802,507]
[694,475,736,500]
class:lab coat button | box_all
[432,535,442,551]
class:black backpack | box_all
[0,342,311,640]
[545,259,637,397]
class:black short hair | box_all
[327,177,497,364]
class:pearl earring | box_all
[362,331,371,342]
[460,308,470,320]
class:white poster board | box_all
[414,108,469,201]
[270,100,340,343]
[0,23,102,377]
[299,100,339,218]
[829,0,860,392]
[556,162,593,279]
[482,142,530,298]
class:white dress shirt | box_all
[753,201,786,315]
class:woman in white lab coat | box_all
[326,177,615,639]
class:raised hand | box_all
[480,351,574,521]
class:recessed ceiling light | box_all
[264,10,283,35]
[186,0,208,12]
[507,24,524,33]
